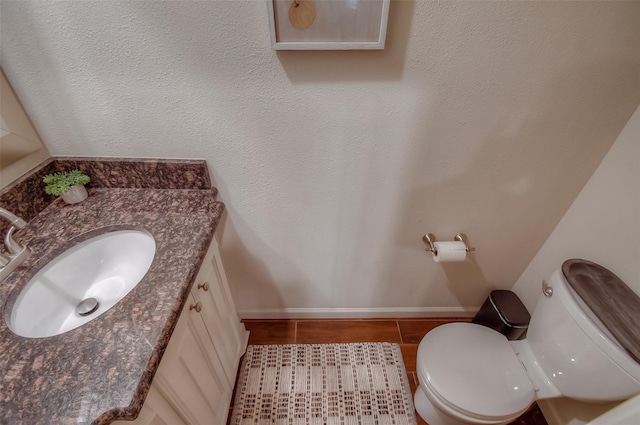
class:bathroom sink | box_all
[8,229,156,338]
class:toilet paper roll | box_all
[432,241,467,262]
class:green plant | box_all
[43,170,90,196]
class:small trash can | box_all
[472,289,531,340]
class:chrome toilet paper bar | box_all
[423,233,476,255]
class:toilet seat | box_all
[416,323,535,422]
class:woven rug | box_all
[230,342,417,425]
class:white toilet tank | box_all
[525,270,640,402]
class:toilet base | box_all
[414,386,469,425]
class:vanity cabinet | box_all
[112,236,248,425]
[112,387,188,425]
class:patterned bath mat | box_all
[230,342,417,425]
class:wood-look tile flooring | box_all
[231,318,548,425]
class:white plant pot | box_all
[61,185,88,204]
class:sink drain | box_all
[76,298,99,316]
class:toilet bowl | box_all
[414,266,640,425]
[415,323,534,425]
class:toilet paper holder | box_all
[423,233,476,255]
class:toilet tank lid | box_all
[562,259,640,365]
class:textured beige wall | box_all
[1,1,639,316]
[513,105,640,309]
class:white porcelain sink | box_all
[8,229,156,338]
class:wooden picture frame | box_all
[267,0,390,50]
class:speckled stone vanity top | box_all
[0,159,224,424]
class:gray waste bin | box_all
[472,290,531,340]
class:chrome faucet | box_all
[0,207,31,281]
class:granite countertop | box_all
[0,187,224,424]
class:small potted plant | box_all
[43,169,91,204]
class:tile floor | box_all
[230,318,548,425]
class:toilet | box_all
[414,264,640,425]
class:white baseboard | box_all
[238,306,478,320]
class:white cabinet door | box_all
[192,237,249,384]
[110,386,187,425]
[153,292,232,425]
[211,237,250,355]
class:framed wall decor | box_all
[267,0,390,50]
